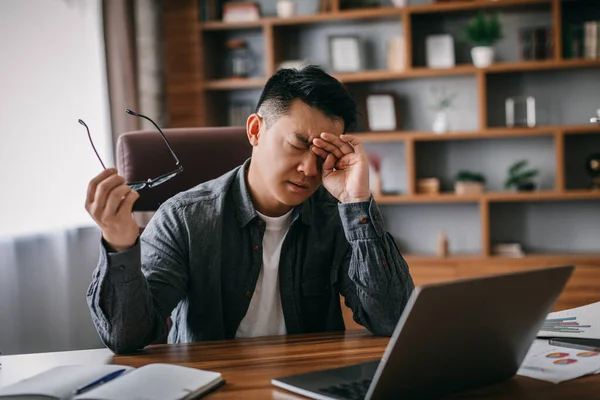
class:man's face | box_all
[250,99,344,209]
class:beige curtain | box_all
[102,0,165,226]
[102,0,165,150]
[102,0,140,151]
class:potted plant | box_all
[454,170,486,195]
[462,11,502,68]
[504,160,539,191]
[430,85,457,134]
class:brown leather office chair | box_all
[116,126,251,212]
[115,126,252,343]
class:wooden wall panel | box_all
[163,0,204,127]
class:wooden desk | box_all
[1,330,599,399]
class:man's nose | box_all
[299,151,319,177]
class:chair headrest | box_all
[116,126,252,211]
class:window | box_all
[0,0,112,237]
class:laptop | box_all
[272,265,574,399]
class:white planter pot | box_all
[276,0,295,18]
[471,46,494,68]
[432,110,449,134]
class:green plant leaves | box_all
[462,11,503,47]
[504,160,539,189]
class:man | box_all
[86,65,414,354]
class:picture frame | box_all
[426,34,455,69]
[364,93,400,132]
[328,35,363,73]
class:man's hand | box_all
[85,168,140,252]
[311,132,371,203]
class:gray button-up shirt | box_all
[87,159,414,354]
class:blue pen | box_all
[73,368,127,395]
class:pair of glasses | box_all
[79,109,183,190]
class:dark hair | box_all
[255,65,357,132]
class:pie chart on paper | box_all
[577,352,600,358]
[546,352,569,358]
[553,359,577,365]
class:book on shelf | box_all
[492,243,524,258]
[565,20,600,60]
[518,26,553,61]
[0,363,224,400]
[584,21,599,59]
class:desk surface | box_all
[1,330,599,399]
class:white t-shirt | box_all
[235,209,293,338]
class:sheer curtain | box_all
[0,0,111,355]
[0,0,166,355]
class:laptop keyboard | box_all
[318,378,372,400]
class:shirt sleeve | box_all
[336,196,415,336]
[86,201,189,354]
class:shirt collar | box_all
[232,158,312,228]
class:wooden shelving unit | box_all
[163,0,600,310]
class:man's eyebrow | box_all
[293,133,311,146]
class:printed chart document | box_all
[0,363,223,400]
[517,339,600,383]
[537,301,600,339]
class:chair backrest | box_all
[116,126,252,212]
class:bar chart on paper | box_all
[541,317,591,334]
[538,302,600,339]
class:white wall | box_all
[0,0,112,238]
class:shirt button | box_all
[253,244,259,252]
[359,216,369,224]
[382,258,387,265]
[118,265,125,271]
[257,220,264,226]
[245,291,252,299]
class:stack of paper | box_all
[518,339,600,383]
[517,301,600,383]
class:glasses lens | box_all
[127,182,148,191]
[148,171,179,188]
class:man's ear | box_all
[246,113,262,147]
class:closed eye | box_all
[289,142,306,151]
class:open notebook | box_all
[0,363,224,400]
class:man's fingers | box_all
[116,189,140,216]
[339,134,364,153]
[310,145,329,159]
[320,132,355,155]
[91,174,126,218]
[86,168,118,208]
[312,138,345,159]
[104,184,135,217]
[322,153,337,175]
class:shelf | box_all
[200,7,403,31]
[357,124,595,143]
[486,190,600,202]
[406,253,600,263]
[375,190,600,204]
[408,0,552,14]
[405,254,483,262]
[200,20,264,31]
[201,59,600,90]
[203,77,266,90]
[562,125,600,135]
[270,7,404,26]
[484,59,600,74]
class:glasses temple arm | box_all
[126,110,182,167]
